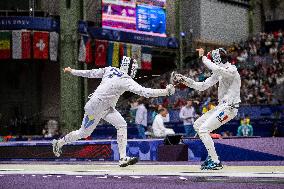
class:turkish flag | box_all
[33,31,49,59]
[94,40,108,67]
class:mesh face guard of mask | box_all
[211,48,227,65]
[120,56,138,78]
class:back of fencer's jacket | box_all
[72,67,130,107]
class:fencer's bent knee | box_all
[84,102,94,116]
[199,128,209,134]
[193,120,202,132]
[114,121,127,130]
[193,123,199,132]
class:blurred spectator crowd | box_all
[134,30,284,114]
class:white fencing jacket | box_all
[71,67,170,107]
[185,56,241,105]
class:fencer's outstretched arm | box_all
[202,56,237,77]
[126,78,175,98]
[63,67,105,78]
[182,74,219,91]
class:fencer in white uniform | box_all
[53,56,175,167]
[173,48,241,170]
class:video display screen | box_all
[102,0,166,37]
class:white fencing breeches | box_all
[193,104,238,162]
[58,98,128,159]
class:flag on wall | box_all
[12,30,31,59]
[33,31,49,59]
[107,42,114,67]
[119,43,132,59]
[0,31,11,59]
[107,42,120,67]
[94,40,108,67]
[49,32,59,61]
[78,35,92,63]
[112,42,120,67]
[131,44,142,69]
[141,47,152,70]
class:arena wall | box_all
[199,0,249,44]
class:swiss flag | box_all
[33,31,49,59]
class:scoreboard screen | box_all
[102,0,166,37]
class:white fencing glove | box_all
[173,73,195,87]
[166,84,175,95]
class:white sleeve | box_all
[125,78,169,98]
[188,74,219,91]
[144,108,148,124]
[71,68,106,78]
[179,107,187,120]
[135,107,144,125]
[202,56,237,77]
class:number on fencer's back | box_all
[109,68,123,78]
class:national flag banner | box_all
[78,35,92,63]
[33,31,49,59]
[141,47,152,70]
[119,43,132,59]
[112,42,120,67]
[49,32,59,61]
[12,30,31,59]
[94,40,108,67]
[126,43,132,57]
[131,44,142,69]
[107,41,114,67]
[119,43,124,59]
[0,31,11,59]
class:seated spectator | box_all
[152,108,175,137]
[152,104,170,123]
[237,117,253,136]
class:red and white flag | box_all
[94,40,108,67]
[33,31,49,59]
[141,47,152,70]
[78,35,92,63]
[12,30,31,59]
[49,32,59,61]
